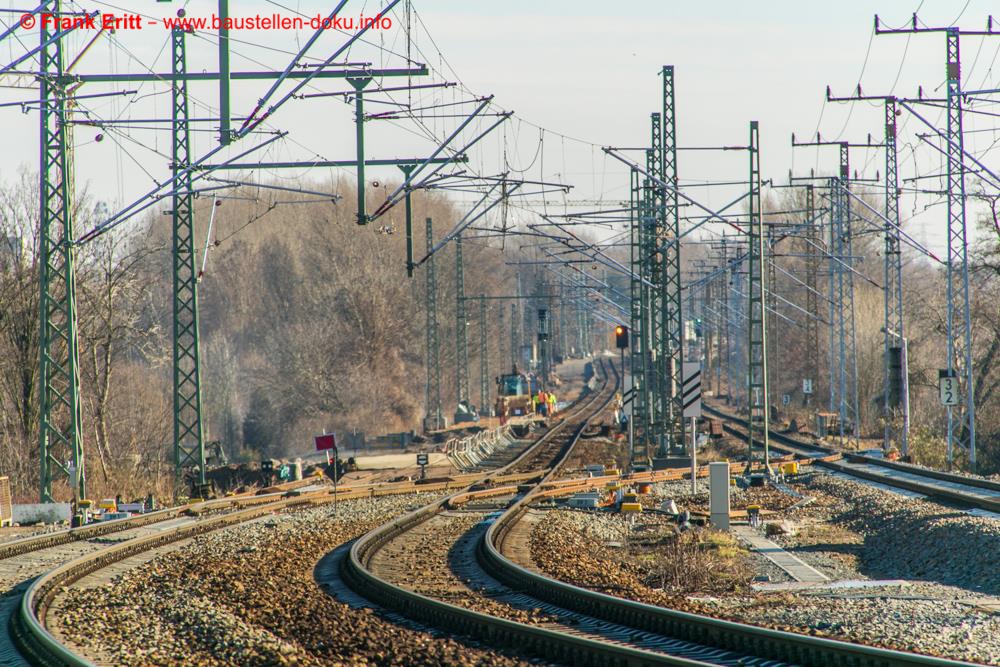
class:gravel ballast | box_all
[54,494,539,666]
[529,473,1000,664]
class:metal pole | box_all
[661,65,685,456]
[479,296,488,414]
[883,98,907,454]
[350,76,372,224]
[171,27,206,490]
[401,164,416,277]
[745,120,770,476]
[455,234,469,410]
[945,29,976,470]
[38,0,85,502]
[690,415,697,494]
[424,218,442,429]
[803,186,819,408]
[217,0,231,145]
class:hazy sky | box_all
[2,0,997,253]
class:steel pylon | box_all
[424,218,443,429]
[883,98,908,454]
[745,121,771,474]
[38,0,85,503]
[455,234,469,407]
[945,29,976,469]
[170,28,206,489]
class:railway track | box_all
[10,479,489,666]
[344,364,983,667]
[17,362,981,666]
[705,403,1000,515]
[342,361,785,666]
[0,478,333,667]
[7,363,609,666]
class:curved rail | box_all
[12,361,611,666]
[0,477,320,562]
[340,359,718,667]
[705,404,1000,514]
[12,479,468,666]
[474,406,983,667]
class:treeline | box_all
[0,172,545,501]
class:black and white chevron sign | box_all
[622,386,636,406]
[682,362,702,418]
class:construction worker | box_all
[547,392,557,416]
[530,393,539,415]
[538,390,548,417]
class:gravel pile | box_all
[530,474,1000,663]
[811,474,1000,593]
[54,494,537,666]
[707,582,1000,664]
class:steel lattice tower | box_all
[171,28,206,488]
[721,237,734,404]
[479,297,489,413]
[424,218,443,429]
[802,186,820,408]
[873,18,995,469]
[38,0,85,503]
[745,121,771,474]
[629,167,649,466]
[455,234,469,408]
[766,222,778,401]
[648,113,667,455]
[883,98,907,454]
[510,303,518,368]
[660,65,685,455]
[945,29,976,469]
[833,144,860,442]
[557,277,568,359]
[498,302,506,373]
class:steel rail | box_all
[339,360,721,667]
[470,403,985,667]
[11,479,480,666]
[706,404,1000,514]
[11,364,610,665]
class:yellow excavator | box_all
[495,366,536,423]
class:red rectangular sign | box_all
[315,433,337,452]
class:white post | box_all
[709,461,730,529]
[690,416,697,494]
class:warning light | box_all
[615,325,629,349]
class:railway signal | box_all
[615,325,629,349]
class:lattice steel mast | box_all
[745,121,771,474]
[873,14,999,469]
[455,234,469,410]
[170,28,206,490]
[424,218,443,430]
[883,98,907,453]
[802,186,820,408]
[629,166,650,467]
[647,113,667,455]
[660,65,685,456]
[38,0,84,503]
[945,29,976,468]
[479,297,489,413]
